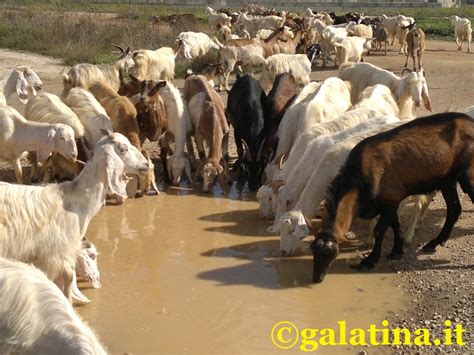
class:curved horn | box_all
[241,139,252,161]
[276,154,286,170]
[112,44,125,52]
[257,138,266,160]
[401,68,413,75]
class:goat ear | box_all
[105,152,128,201]
[15,70,30,103]
[129,74,140,83]
[422,89,432,112]
[37,129,56,165]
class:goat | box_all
[312,112,474,283]
[333,36,373,66]
[272,120,403,256]
[25,92,91,182]
[260,73,299,178]
[176,32,220,61]
[339,62,432,118]
[268,84,400,226]
[259,54,311,93]
[183,75,230,192]
[226,74,266,191]
[0,66,43,105]
[450,15,472,52]
[235,11,285,37]
[61,45,134,97]
[404,27,425,71]
[72,237,101,303]
[269,77,352,178]
[63,87,114,146]
[159,82,193,185]
[0,257,107,354]
[130,47,175,81]
[0,130,148,302]
[372,24,388,54]
[0,106,77,184]
[381,14,410,46]
[89,82,140,149]
[206,6,232,28]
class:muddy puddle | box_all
[77,182,405,354]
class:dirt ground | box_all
[0,40,473,352]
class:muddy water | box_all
[77,184,405,354]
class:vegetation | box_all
[0,1,472,76]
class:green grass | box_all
[0,1,472,76]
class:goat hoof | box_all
[351,259,375,271]
[421,242,437,254]
[387,251,403,260]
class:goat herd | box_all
[0,4,473,354]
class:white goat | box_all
[25,92,91,181]
[349,24,373,38]
[272,77,352,170]
[320,25,349,66]
[334,36,373,66]
[236,12,285,37]
[0,130,148,302]
[206,6,232,29]
[130,47,175,81]
[263,84,400,220]
[381,14,410,45]
[0,106,77,184]
[339,62,432,118]
[61,45,135,96]
[64,87,113,146]
[176,32,220,60]
[0,257,107,354]
[0,66,43,105]
[270,115,399,232]
[272,120,403,255]
[72,237,101,303]
[159,83,193,185]
[450,15,472,52]
[259,54,311,92]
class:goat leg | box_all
[355,207,396,271]
[387,213,404,260]
[422,181,461,253]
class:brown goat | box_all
[404,27,425,71]
[261,72,299,175]
[89,82,140,149]
[182,75,230,193]
[312,112,474,283]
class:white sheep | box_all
[63,87,114,146]
[0,105,77,184]
[61,45,135,96]
[176,32,220,60]
[450,15,472,52]
[130,47,175,81]
[0,257,107,354]
[333,36,373,66]
[0,66,43,105]
[206,6,232,29]
[0,130,148,302]
[259,54,311,92]
[339,62,432,118]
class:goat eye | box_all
[119,144,129,153]
[90,254,96,260]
